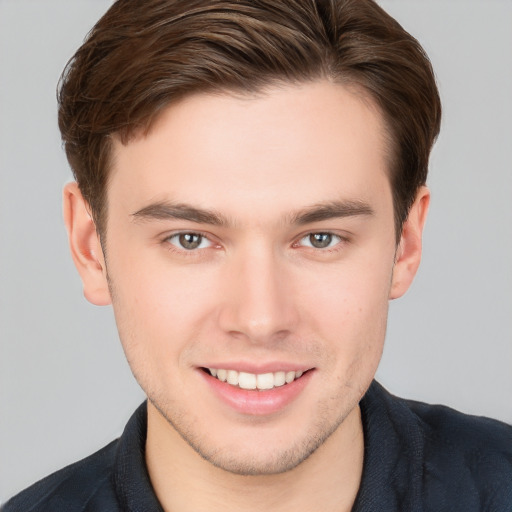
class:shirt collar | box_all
[113,401,164,512]
[352,381,425,511]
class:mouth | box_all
[203,368,308,391]
[200,366,314,415]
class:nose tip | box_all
[233,316,291,345]
[218,255,298,344]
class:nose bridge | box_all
[219,241,297,342]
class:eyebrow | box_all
[290,200,374,225]
[131,199,374,226]
[131,201,230,226]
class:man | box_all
[2,0,511,510]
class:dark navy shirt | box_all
[3,381,512,511]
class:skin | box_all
[64,80,429,512]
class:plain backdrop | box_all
[1,0,511,502]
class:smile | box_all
[207,368,305,390]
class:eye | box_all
[167,232,212,250]
[298,232,342,249]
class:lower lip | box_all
[200,369,313,416]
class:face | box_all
[67,81,425,475]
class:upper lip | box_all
[200,362,314,374]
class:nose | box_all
[217,246,299,345]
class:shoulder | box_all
[402,391,512,508]
[362,382,512,510]
[2,440,120,512]
[372,382,512,467]
[406,396,512,453]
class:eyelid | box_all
[300,233,339,247]
[160,229,350,253]
[293,230,350,250]
[163,230,219,251]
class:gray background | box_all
[1,0,511,502]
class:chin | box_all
[155,400,349,477]
[190,441,323,476]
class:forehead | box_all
[108,80,391,220]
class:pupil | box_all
[310,233,332,248]
[179,233,201,249]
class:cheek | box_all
[107,254,235,387]
[106,258,214,370]
[108,276,201,403]
[300,254,392,322]
[297,257,392,366]
[321,287,388,397]
[110,243,216,321]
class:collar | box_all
[113,401,164,512]
[353,381,424,511]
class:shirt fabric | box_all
[3,381,512,511]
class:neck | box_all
[145,402,364,512]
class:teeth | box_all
[274,371,286,387]
[227,370,239,386]
[239,372,257,390]
[207,368,305,390]
[256,373,274,390]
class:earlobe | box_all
[63,182,111,306]
[389,186,430,300]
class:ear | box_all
[63,182,111,306]
[389,186,430,300]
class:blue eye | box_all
[299,233,341,249]
[168,233,212,250]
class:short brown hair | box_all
[58,0,441,240]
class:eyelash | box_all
[163,231,349,255]
[294,232,345,251]
[164,231,216,255]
